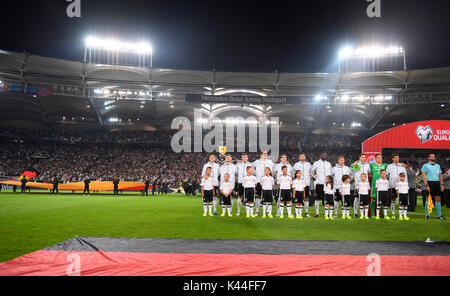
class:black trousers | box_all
[84,187,90,194]
[445,189,450,207]
[408,188,417,212]
[52,186,59,194]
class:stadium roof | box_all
[0,50,449,132]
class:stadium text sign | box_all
[362,120,450,154]
[185,94,302,105]
[171,109,280,160]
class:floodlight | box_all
[85,36,152,54]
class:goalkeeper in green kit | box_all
[352,154,388,217]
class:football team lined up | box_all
[200,152,447,220]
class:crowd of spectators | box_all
[2,127,447,188]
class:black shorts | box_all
[222,194,231,206]
[399,193,409,206]
[343,195,352,207]
[262,190,273,203]
[203,190,213,203]
[359,194,370,206]
[428,181,442,198]
[389,188,398,199]
[304,186,310,199]
[280,189,292,203]
[256,183,262,196]
[294,191,305,204]
[237,183,244,196]
[325,194,334,206]
[315,184,324,200]
[244,187,255,203]
[377,191,390,206]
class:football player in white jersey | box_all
[236,153,254,216]
[219,154,237,214]
[311,153,332,217]
[293,153,312,217]
[274,154,293,215]
[277,166,293,219]
[252,151,275,214]
[201,154,220,215]
[396,173,410,220]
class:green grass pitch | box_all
[0,190,449,263]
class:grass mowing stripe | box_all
[0,192,449,262]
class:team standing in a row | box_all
[200,151,446,220]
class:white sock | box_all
[237,198,242,213]
[325,208,329,217]
[404,207,408,217]
[304,201,309,214]
[376,207,380,217]
[246,204,249,215]
[213,196,217,212]
[208,204,213,214]
[354,198,360,215]
[330,207,334,217]
[391,202,395,215]
[299,206,303,216]
[360,208,364,217]
[262,204,267,215]
[268,204,272,215]
[228,206,232,215]
[203,204,208,214]
[250,205,254,215]
[287,205,292,216]
[384,208,388,217]
[279,204,284,216]
[365,206,369,217]
[255,198,261,214]
[315,200,320,214]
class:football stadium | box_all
[0,0,449,280]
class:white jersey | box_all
[200,176,215,191]
[311,159,332,185]
[242,175,258,188]
[339,183,351,195]
[331,165,353,190]
[324,183,334,195]
[293,161,312,185]
[376,178,390,192]
[252,158,275,181]
[220,181,234,195]
[356,181,370,195]
[220,162,237,184]
[273,162,294,179]
[201,162,220,186]
[260,176,275,191]
[354,162,371,183]
[386,163,407,188]
[236,161,254,184]
[277,175,292,190]
[396,181,409,194]
[293,179,306,192]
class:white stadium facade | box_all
[0,49,449,134]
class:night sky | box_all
[1,0,449,72]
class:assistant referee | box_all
[422,154,446,220]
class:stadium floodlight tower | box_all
[338,45,406,72]
[84,36,153,68]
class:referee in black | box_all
[21,178,27,194]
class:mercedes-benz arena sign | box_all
[362,120,450,155]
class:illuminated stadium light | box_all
[351,122,362,127]
[339,46,403,58]
[85,37,153,54]
[214,89,268,97]
[315,95,327,101]
[108,118,120,123]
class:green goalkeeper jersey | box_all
[352,162,388,197]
